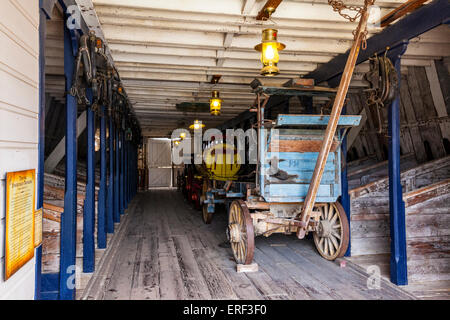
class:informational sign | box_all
[34,208,43,247]
[5,170,35,280]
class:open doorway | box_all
[148,138,173,188]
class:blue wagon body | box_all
[260,114,361,204]
[192,86,363,264]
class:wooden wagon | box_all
[195,85,362,264]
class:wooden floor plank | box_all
[87,190,417,300]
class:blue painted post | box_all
[60,19,78,300]
[132,145,135,197]
[107,116,115,233]
[97,106,107,248]
[340,105,351,257]
[36,5,47,300]
[83,90,95,273]
[387,43,409,285]
[135,144,138,196]
[120,130,125,214]
[125,139,128,205]
[123,137,128,209]
[114,124,120,222]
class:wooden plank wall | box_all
[349,156,450,283]
[347,64,449,163]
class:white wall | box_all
[0,0,40,300]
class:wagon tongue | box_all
[297,3,373,239]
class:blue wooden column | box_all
[97,106,107,248]
[107,117,115,233]
[60,17,78,300]
[114,123,120,222]
[120,129,125,214]
[340,105,351,257]
[124,137,128,209]
[83,90,95,273]
[387,42,409,285]
[131,144,136,197]
[123,137,127,208]
[36,2,50,299]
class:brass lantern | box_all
[189,120,205,131]
[254,29,285,76]
[210,90,222,116]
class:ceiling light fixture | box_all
[254,28,285,76]
[210,90,222,116]
[189,120,205,131]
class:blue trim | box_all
[123,138,128,209]
[60,14,78,300]
[121,132,124,212]
[36,6,48,300]
[83,90,95,273]
[58,0,79,56]
[114,126,120,222]
[276,115,362,127]
[41,273,60,300]
[387,43,409,286]
[340,106,351,257]
[119,130,125,215]
[97,106,107,248]
[107,118,115,233]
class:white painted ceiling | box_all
[69,0,450,137]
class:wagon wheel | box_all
[191,189,201,210]
[313,202,349,261]
[202,179,213,224]
[228,200,254,265]
[202,205,213,224]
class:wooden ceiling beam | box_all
[256,0,283,21]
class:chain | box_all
[328,0,375,49]
[359,116,450,136]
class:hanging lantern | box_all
[180,132,187,140]
[210,90,222,116]
[254,29,285,76]
[189,120,205,130]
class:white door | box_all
[148,139,172,187]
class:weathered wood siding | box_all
[349,156,450,283]
[347,65,449,163]
[42,172,99,274]
[0,0,39,300]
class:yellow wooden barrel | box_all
[203,143,241,181]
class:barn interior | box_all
[0,0,449,301]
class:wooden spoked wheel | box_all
[313,202,349,261]
[202,179,213,224]
[191,190,201,210]
[228,200,254,265]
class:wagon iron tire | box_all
[202,204,213,224]
[313,202,349,261]
[228,200,255,265]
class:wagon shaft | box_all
[298,4,373,238]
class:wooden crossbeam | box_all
[380,0,428,27]
[256,0,283,20]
